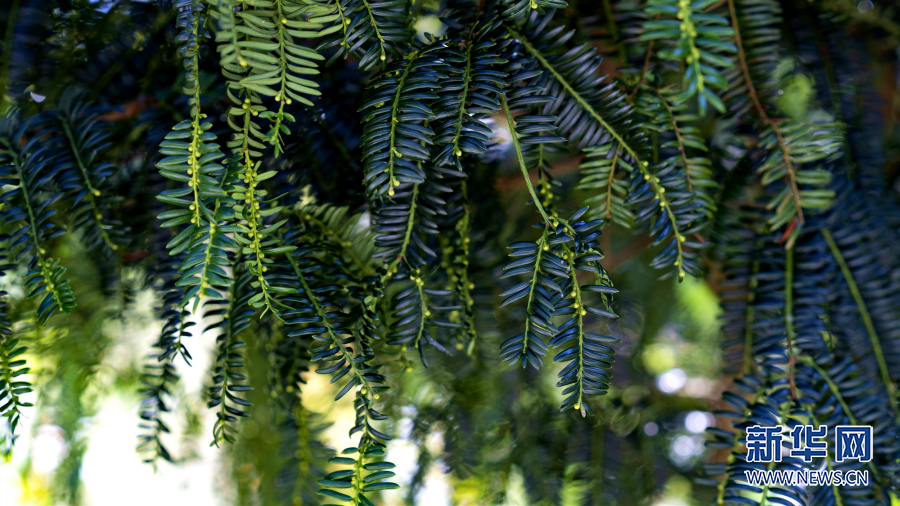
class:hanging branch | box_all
[822,229,899,414]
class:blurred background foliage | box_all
[0,0,899,505]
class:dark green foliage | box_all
[316,0,412,70]
[276,403,335,505]
[0,248,31,459]
[360,40,444,199]
[637,88,715,219]
[0,115,76,323]
[720,0,782,116]
[640,0,735,115]
[317,393,399,504]
[824,190,900,385]
[283,245,383,402]
[578,143,635,228]
[137,260,191,464]
[503,0,567,23]
[504,10,644,152]
[53,89,129,253]
[704,179,900,501]
[207,261,254,445]
[703,361,900,505]
[498,78,623,411]
[500,208,621,415]
[701,374,807,505]
[432,9,508,171]
[157,1,235,310]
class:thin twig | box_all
[725,0,805,224]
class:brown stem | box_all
[605,144,622,218]
[726,0,804,224]
[785,245,798,400]
[657,90,693,190]
[630,39,654,99]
